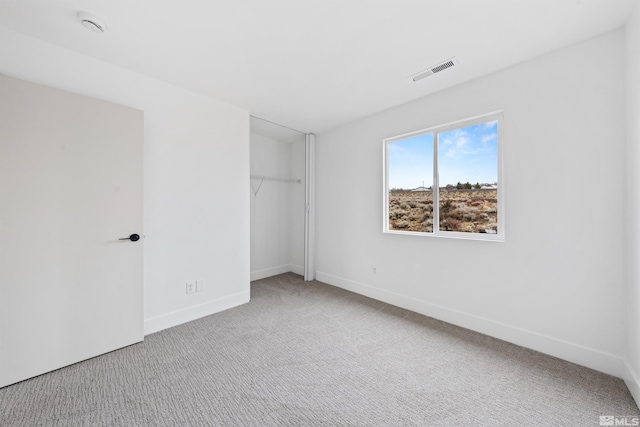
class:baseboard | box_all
[144,290,250,335]
[316,271,625,378]
[251,265,290,281]
[288,264,304,276]
[623,360,640,407]
[251,264,304,281]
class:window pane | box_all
[437,121,498,234]
[387,133,434,233]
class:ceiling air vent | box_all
[410,57,458,82]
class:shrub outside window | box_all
[383,111,504,241]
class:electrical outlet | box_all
[186,282,195,294]
[373,267,377,274]
[196,279,205,292]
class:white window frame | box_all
[383,111,505,242]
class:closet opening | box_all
[250,116,315,282]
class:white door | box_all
[0,75,144,388]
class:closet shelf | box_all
[250,175,301,184]
[250,175,301,197]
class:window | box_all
[383,111,504,241]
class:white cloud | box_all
[483,120,498,130]
[481,132,497,143]
[442,130,472,158]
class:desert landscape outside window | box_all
[384,111,504,241]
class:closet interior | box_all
[250,116,306,281]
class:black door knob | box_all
[119,234,140,242]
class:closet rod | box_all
[251,175,301,184]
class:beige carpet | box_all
[0,272,638,426]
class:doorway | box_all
[249,116,314,281]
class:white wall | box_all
[0,27,250,335]
[625,3,640,403]
[250,133,293,278]
[250,133,305,280]
[316,29,627,377]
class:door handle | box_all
[119,234,140,242]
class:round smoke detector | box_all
[78,12,106,33]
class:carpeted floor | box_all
[0,272,638,426]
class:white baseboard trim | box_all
[288,264,304,276]
[316,271,625,378]
[144,290,250,335]
[251,264,304,281]
[623,360,640,407]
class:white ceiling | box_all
[0,0,637,134]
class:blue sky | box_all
[387,133,433,190]
[388,121,498,189]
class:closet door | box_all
[0,75,144,388]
